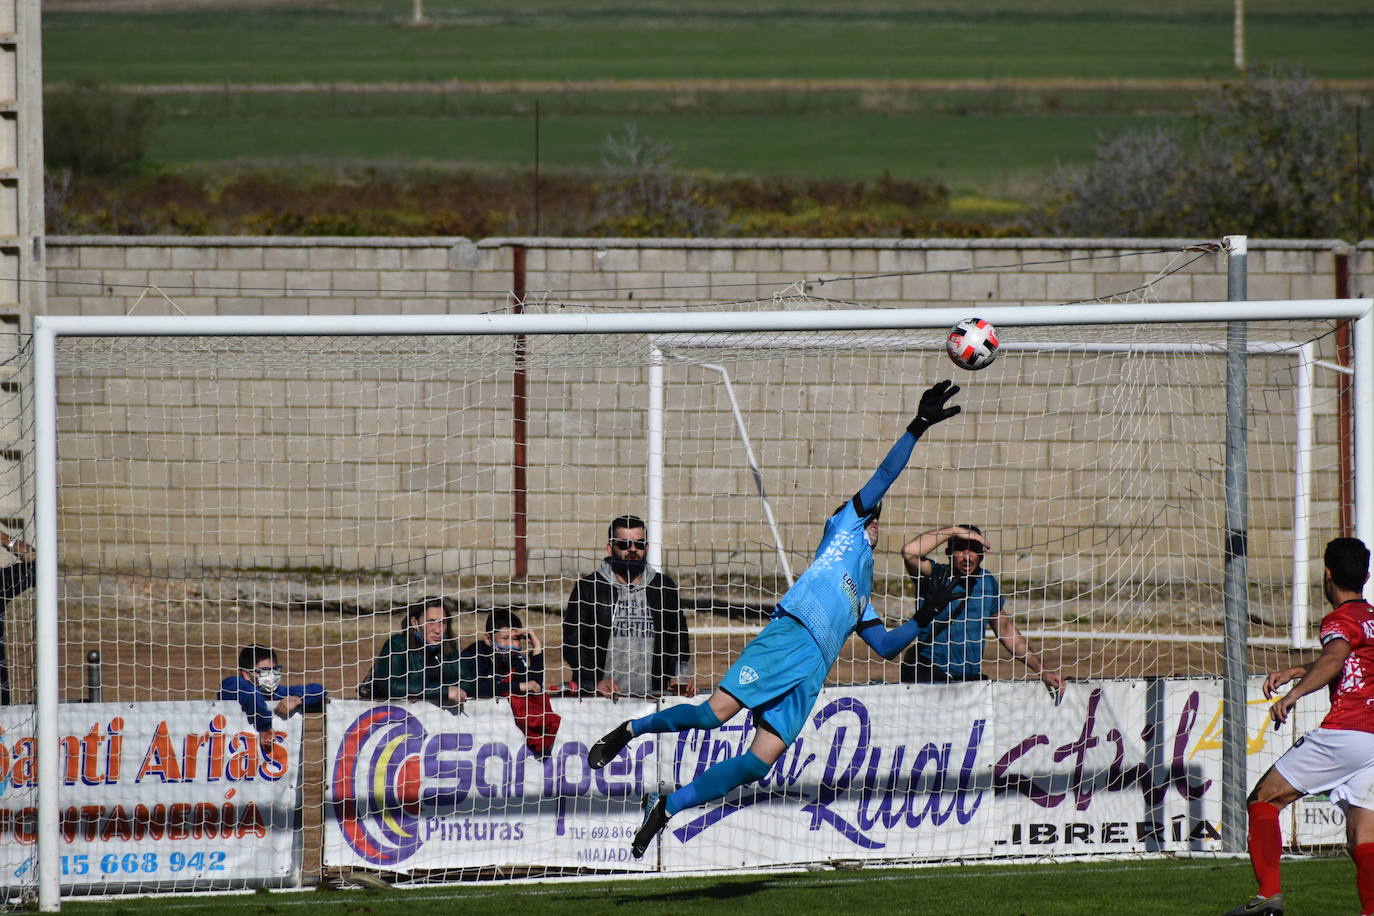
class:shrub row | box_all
[47,168,1019,239]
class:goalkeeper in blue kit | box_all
[587,380,965,858]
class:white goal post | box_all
[25,296,1374,909]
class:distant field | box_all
[39,0,1374,13]
[44,7,1374,85]
[52,857,1362,916]
[39,0,1374,194]
[152,109,1184,191]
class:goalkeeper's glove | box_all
[907,379,962,437]
[912,573,958,626]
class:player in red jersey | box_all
[1224,537,1374,916]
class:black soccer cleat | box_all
[588,721,633,770]
[631,792,670,859]
[1221,894,1283,916]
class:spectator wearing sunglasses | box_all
[562,514,695,699]
[218,645,326,746]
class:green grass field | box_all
[150,110,1185,189]
[42,2,1374,85]
[52,857,1364,915]
[41,0,1374,191]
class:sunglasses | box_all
[611,538,648,550]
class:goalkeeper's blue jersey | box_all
[775,499,880,668]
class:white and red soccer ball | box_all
[946,317,1000,371]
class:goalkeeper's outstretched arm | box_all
[851,380,962,518]
[857,612,923,660]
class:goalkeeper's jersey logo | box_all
[839,573,861,618]
[738,665,759,685]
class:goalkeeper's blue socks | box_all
[665,750,771,815]
[630,700,721,737]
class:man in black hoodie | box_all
[562,515,695,698]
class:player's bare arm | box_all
[902,526,989,578]
[1262,665,1310,698]
[994,612,1065,691]
[1269,639,1351,726]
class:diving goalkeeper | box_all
[587,379,964,858]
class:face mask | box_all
[255,669,281,693]
[608,555,647,578]
[492,641,520,654]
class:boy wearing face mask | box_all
[461,608,546,699]
[218,645,326,746]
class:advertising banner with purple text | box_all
[325,679,1293,872]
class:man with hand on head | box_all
[899,524,1063,696]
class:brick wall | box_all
[29,236,1365,592]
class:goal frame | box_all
[28,297,1374,909]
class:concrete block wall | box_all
[32,236,1363,597]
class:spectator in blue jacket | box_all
[218,645,326,744]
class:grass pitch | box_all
[57,857,1362,916]
[149,110,1182,188]
[41,0,1374,190]
[43,2,1374,85]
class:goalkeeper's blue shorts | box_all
[720,613,827,746]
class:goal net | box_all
[4,294,1370,902]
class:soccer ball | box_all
[946,317,1000,371]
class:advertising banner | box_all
[326,678,1291,871]
[326,698,658,872]
[0,701,303,893]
